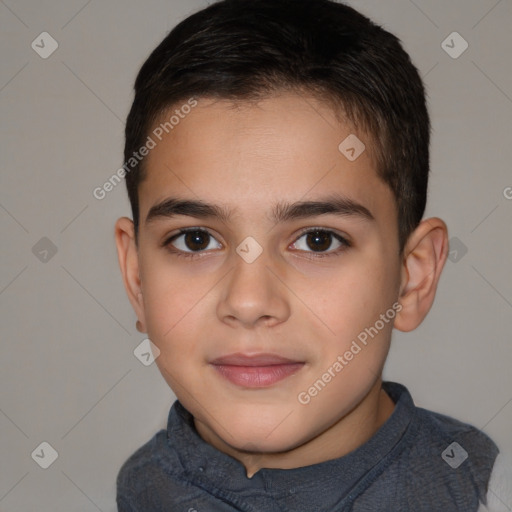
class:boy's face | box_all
[121,93,406,460]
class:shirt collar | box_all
[165,381,416,508]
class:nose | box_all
[217,250,291,329]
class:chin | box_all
[221,413,305,453]
[230,430,301,454]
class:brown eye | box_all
[291,229,350,255]
[166,229,222,254]
[305,231,332,252]
[183,230,210,251]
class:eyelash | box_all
[162,227,352,260]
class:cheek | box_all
[315,260,394,327]
[140,262,208,351]
[305,258,399,368]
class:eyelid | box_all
[294,226,351,243]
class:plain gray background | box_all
[1,0,511,510]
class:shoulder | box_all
[116,428,185,505]
[402,404,500,510]
[379,386,500,509]
[116,429,166,486]
[478,452,512,512]
[413,405,499,465]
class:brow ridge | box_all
[145,194,374,225]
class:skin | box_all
[115,92,449,478]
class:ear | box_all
[394,217,449,332]
[114,217,146,332]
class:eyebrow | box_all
[145,193,375,226]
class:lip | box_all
[210,353,305,388]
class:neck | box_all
[194,378,396,478]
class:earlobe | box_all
[114,217,146,330]
[394,218,449,332]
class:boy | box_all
[114,0,511,510]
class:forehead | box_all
[138,93,395,225]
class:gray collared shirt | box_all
[117,382,499,511]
